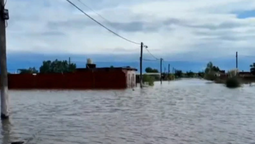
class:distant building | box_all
[8,59,137,89]
[76,66,137,88]
[239,71,253,77]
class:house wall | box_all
[125,70,136,88]
[7,69,129,89]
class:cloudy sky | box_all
[5,0,255,71]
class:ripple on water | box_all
[1,80,255,144]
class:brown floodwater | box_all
[1,79,255,144]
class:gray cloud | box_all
[46,18,182,33]
[6,0,255,58]
[186,21,243,30]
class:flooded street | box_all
[1,79,255,144]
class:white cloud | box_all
[6,0,255,61]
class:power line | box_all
[65,0,140,45]
[76,0,112,24]
[144,48,159,60]
[142,58,159,61]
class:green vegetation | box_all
[40,59,76,74]
[18,67,38,74]
[168,74,175,80]
[174,70,183,78]
[204,62,220,81]
[18,59,76,74]
[204,72,217,81]
[145,67,158,73]
[203,61,241,88]
[198,71,205,78]
[225,77,240,88]
[250,63,255,75]
[143,75,155,86]
[186,71,194,77]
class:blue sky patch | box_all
[236,10,255,19]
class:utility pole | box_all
[168,64,170,81]
[0,1,9,119]
[236,51,238,69]
[160,58,163,84]
[140,42,143,88]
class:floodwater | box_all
[1,79,255,144]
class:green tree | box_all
[39,59,76,74]
[18,67,38,74]
[250,63,255,75]
[204,62,220,81]
[205,62,220,73]
[175,70,183,78]
[145,67,158,73]
[198,71,205,78]
[186,71,194,77]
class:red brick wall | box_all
[7,70,127,89]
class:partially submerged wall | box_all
[7,70,128,89]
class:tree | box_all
[212,66,220,72]
[205,62,220,73]
[145,67,158,73]
[175,70,183,78]
[204,62,221,81]
[198,71,205,77]
[250,63,255,75]
[18,67,38,74]
[186,71,194,77]
[39,59,76,74]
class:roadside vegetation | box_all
[143,74,155,86]
[203,61,241,88]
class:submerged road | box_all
[1,79,255,144]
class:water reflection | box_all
[1,119,11,144]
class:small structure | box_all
[86,58,96,69]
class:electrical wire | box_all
[65,0,140,45]
[145,48,160,60]
[142,58,159,61]
[76,0,112,24]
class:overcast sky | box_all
[6,0,255,63]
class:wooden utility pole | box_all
[140,42,143,88]
[168,64,170,81]
[0,0,9,119]
[236,51,238,69]
[160,58,163,84]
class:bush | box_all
[168,74,175,80]
[225,77,241,88]
[143,75,155,86]
[204,72,217,81]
